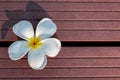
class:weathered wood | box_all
[1,58,120,68]
[2,12,120,20]
[2,78,120,80]
[1,30,120,41]
[1,2,120,11]
[2,20,120,30]
[1,0,120,80]
[1,47,120,59]
[1,0,120,2]
[0,68,120,78]
[0,77,120,80]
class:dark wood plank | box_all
[1,58,120,68]
[57,30,120,41]
[2,78,120,80]
[1,30,120,41]
[1,1,120,80]
[1,47,120,59]
[1,2,120,11]
[0,68,120,78]
[2,20,120,30]
[0,30,17,41]
[1,0,120,2]
[2,12,120,20]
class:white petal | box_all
[13,20,34,40]
[36,18,57,40]
[41,38,61,57]
[37,55,47,70]
[8,41,30,60]
[28,49,47,70]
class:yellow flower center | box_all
[27,37,43,50]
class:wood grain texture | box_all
[1,47,120,59]
[1,2,120,11]
[2,21,120,30]
[2,78,120,80]
[2,30,120,41]
[1,58,120,68]
[1,68,120,78]
[1,0,120,80]
[2,12,120,20]
[4,78,120,80]
[1,0,120,2]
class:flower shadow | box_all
[1,1,51,39]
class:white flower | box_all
[8,18,61,70]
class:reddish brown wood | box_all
[2,78,120,80]
[1,0,120,2]
[1,2,120,11]
[0,77,120,80]
[57,30,120,41]
[2,21,120,30]
[1,47,120,59]
[2,12,120,20]
[0,30,17,41]
[1,0,120,80]
[0,68,120,78]
[2,30,120,41]
[1,58,120,68]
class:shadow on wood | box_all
[1,1,50,39]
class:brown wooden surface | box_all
[2,0,120,2]
[1,0,120,80]
[2,47,120,59]
[2,12,120,20]
[2,2,120,11]
[2,30,120,42]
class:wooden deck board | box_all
[0,0,120,79]
[2,30,120,41]
[1,78,120,80]
[1,2,120,11]
[2,21,120,30]
[1,0,120,2]
[1,68,120,78]
[2,12,120,20]
[2,78,120,80]
[1,58,120,68]
[1,47,120,59]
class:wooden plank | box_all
[0,30,17,41]
[1,78,120,80]
[2,78,120,80]
[1,0,120,3]
[2,2,120,11]
[1,1,120,80]
[0,68,120,78]
[1,58,120,68]
[1,47,120,59]
[1,30,120,41]
[2,12,120,20]
[57,30,120,41]
[2,20,120,30]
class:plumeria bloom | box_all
[8,18,61,70]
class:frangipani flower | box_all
[8,18,61,70]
